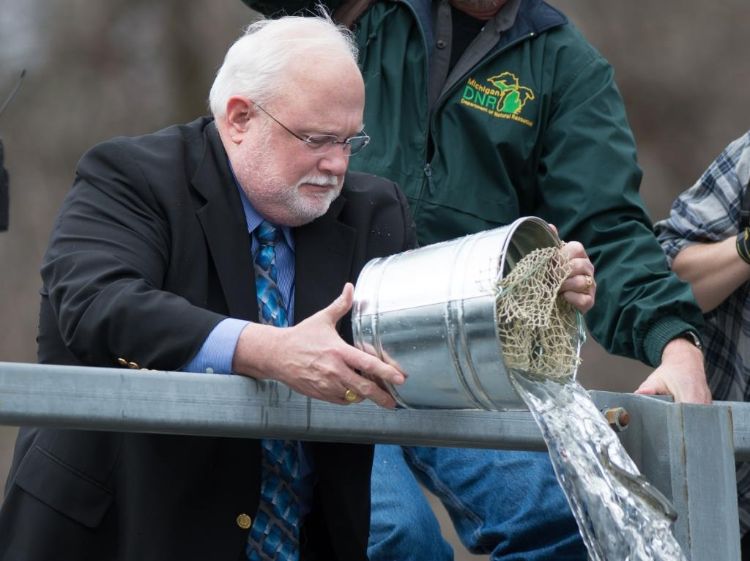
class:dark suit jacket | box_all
[0,117,416,561]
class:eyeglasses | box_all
[254,103,370,156]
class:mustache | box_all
[296,174,340,188]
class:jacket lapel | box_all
[191,122,257,321]
[294,196,356,324]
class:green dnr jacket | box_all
[247,0,704,367]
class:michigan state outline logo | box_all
[460,71,535,127]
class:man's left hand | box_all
[635,337,712,404]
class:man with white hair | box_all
[0,15,414,561]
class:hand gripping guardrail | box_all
[0,361,746,560]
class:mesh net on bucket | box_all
[495,246,581,380]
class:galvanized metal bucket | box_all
[352,216,582,410]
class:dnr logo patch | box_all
[460,72,535,127]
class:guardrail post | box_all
[595,392,740,561]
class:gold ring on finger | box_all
[584,274,593,289]
[344,389,359,403]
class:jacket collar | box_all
[191,120,257,321]
[505,0,567,44]
[403,0,567,51]
[402,0,436,56]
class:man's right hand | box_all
[232,283,405,408]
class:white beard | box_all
[234,143,342,226]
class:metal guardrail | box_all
[0,361,743,560]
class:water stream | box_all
[509,372,686,561]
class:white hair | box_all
[209,15,359,117]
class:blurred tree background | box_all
[0,1,748,558]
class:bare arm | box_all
[671,237,750,312]
[232,283,405,409]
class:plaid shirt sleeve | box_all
[654,131,750,266]
[654,131,750,534]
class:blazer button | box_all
[117,358,128,367]
[236,513,252,529]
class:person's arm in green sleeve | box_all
[534,34,709,403]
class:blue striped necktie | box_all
[246,221,301,561]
